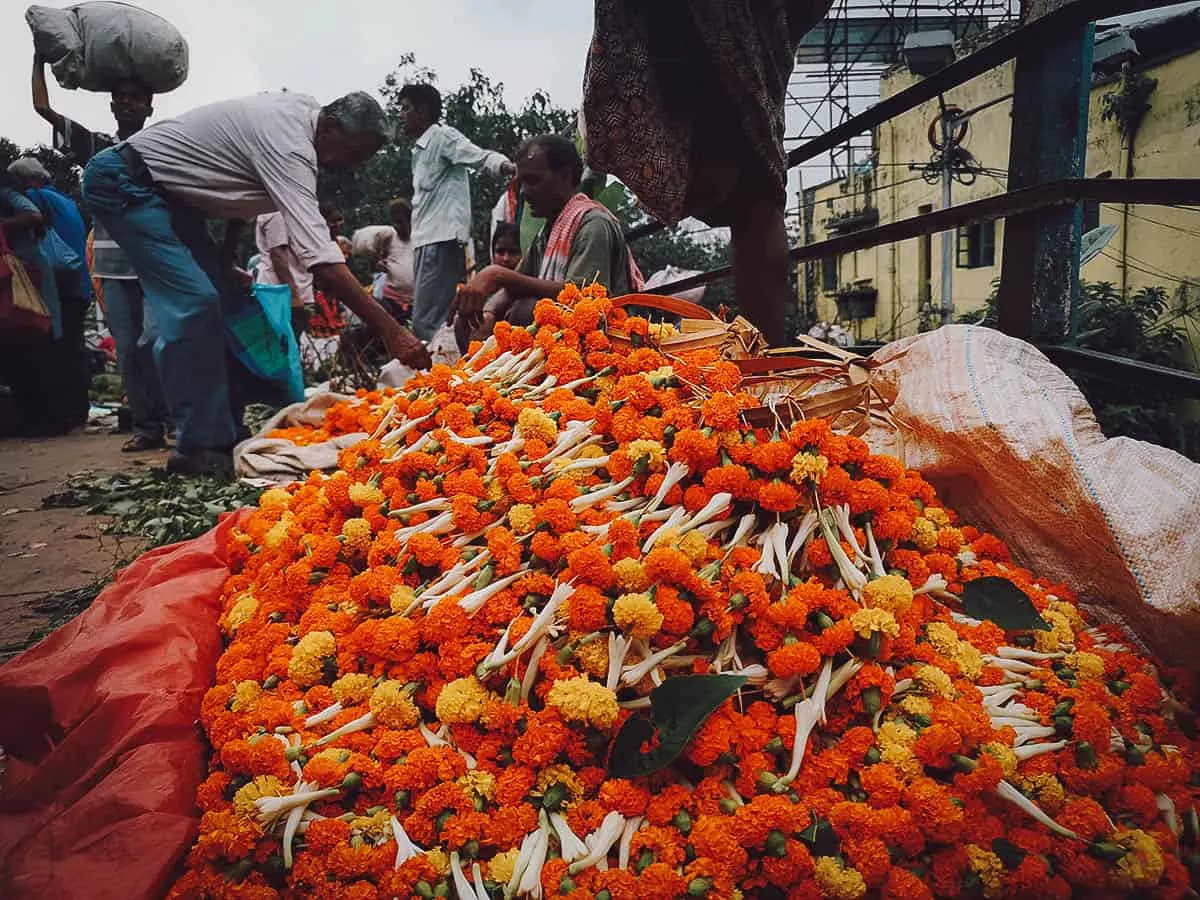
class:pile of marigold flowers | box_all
[172,284,1200,900]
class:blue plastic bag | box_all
[223,283,304,404]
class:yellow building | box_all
[800,8,1200,344]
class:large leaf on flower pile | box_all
[961,576,1051,631]
[608,674,748,777]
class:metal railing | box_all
[626,0,1200,398]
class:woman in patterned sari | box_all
[582,0,833,346]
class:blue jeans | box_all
[83,147,247,453]
[412,240,465,341]
[100,278,169,440]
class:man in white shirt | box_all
[397,83,515,341]
[83,91,430,475]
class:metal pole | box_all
[940,100,955,325]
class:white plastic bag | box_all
[27,2,189,93]
[644,266,707,305]
[428,323,461,367]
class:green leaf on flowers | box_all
[608,674,748,778]
[961,576,1050,631]
[799,816,840,857]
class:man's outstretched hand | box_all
[384,323,432,370]
[450,264,509,329]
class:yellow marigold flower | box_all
[341,517,373,552]
[910,517,939,551]
[862,574,914,617]
[790,451,829,485]
[508,504,535,534]
[654,528,681,549]
[230,680,262,712]
[371,681,420,728]
[485,478,505,502]
[259,487,292,510]
[457,769,497,802]
[965,844,1005,898]
[613,558,649,592]
[390,585,416,614]
[925,621,960,656]
[899,695,933,719]
[678,530,712,566]
[1066,651,1105,681]
[488,848,521,884]
[350,809,393,839]
[982,742,1018,779]
[517,407,558,443]
[233,775,287,818]
[878,719,922,778]
[626,439,666,472]
[1017,772,1066,814]
[436,676,491,724]
[222,592,258,636]
[349,482,385,507]
[850,607,900,640]
[813,856,867,900]
[425,848,451,876]
[289,630,335,687]
[717,430,743,451]
[332,673,375,706]
[925,507,951,527]
[264,513,294,549]
[1047,598,1085,632]
[574,639,610,679]
[535,763,586,801]
[953,642,984,679]
[1113,828,1164,890]
[1034,609,1074,653]
[915,664,956,698]
[612,592,664,640]
[547,675,620,730]
[648,322,679,341]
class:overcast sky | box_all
[1,1,596,148]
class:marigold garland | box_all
[173,285,1199,900]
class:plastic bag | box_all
[0,230,51,338]
[644,266,707,305]
[26,2,189,94]
[428,322,461,367]
[0,511,248,900]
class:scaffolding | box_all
[786,0,1021,185]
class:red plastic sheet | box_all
[0,511,247,900]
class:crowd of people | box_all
[2,0,826,476]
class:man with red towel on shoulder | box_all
[451,134,642,335]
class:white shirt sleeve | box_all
[251,144,344,272]
[256,213,289,252]
[438,126,510,178]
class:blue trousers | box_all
[83,147,248,453]
[412,240,465,342]
[100,278,169,440]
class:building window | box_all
[956,221,996,269]
[821,257,839,293]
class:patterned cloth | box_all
[582,0,831,226]
[538,193,644,290]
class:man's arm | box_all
[269,246,306,308]
[31,56,65,134]
[312,262,431,369]
[440,128,515,178]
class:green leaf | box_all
[960,576,1050,631]
[608,674,747,778]
[799,816,840,857]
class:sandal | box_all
[122,434,167,452]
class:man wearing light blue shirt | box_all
[398,84,515,341]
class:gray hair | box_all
[322,92,390,143]
[7,157,51,184]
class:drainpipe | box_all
[889,120,901,339]
[1120,129,1134,296]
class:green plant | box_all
[1100,69,1158,139]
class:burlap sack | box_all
[870,325,1200,669]
[233,392,363,484]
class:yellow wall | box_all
[803,46,1200,348]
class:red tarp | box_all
[0,511,245,900]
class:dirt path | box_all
[0,431,166,659]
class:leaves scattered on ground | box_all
[43,469,262,548]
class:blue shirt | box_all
[25,187,92,301]
[1,188,62,335]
